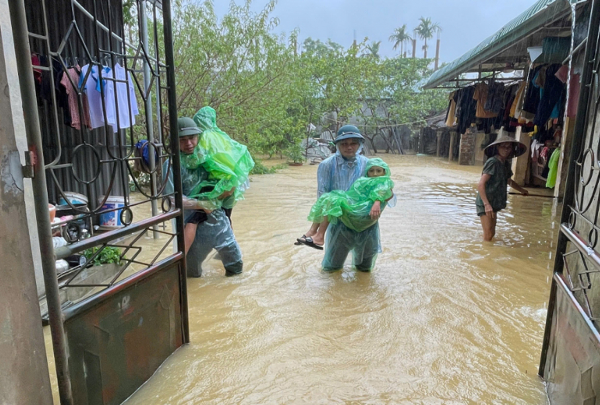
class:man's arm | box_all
[162,159,212,212]
[317,159,332,198]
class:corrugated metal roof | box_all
[422,0,575,89]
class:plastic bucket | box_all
[98,196,126,229]
[58,192,88,206]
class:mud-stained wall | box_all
[0,1,53,403]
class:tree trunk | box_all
[412,39,416,58]
[363,127,378,154]
[379,128,395,153]
[424,39,428,59]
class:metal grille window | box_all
[11,0,188,403]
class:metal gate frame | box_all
[540,0,600,402]
[8,0,188,403]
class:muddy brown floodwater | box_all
[46,154,559,404]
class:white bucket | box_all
[98,196,126,229]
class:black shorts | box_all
[185,208,233,225]
[185,185,233,226]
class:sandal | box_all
[295,234,308,245]
[298,237,323,250]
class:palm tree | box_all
[365,41,381,59]
[389,25,412,57]
[414,17,441,59]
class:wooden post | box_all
[435,38,440,70]
[511,126,531,186]
[436,131,442,157]
[448,131,457,162]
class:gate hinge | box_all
[22,149,37,178]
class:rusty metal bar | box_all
[54,209,180,259]
[554,273,600,349]
[8,1,74,403]
[62,252,182,320]
[559,224,600,269]
[163,0,189,344]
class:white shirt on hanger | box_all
[113,63,139,131]
[79,64,114,131]
[80,63,139,133]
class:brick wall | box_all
[458,127,477,165]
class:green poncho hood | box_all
[365,158,390,177]
[193,106,218,132]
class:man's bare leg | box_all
[184,222,198,255]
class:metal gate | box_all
[540,0,600,403]
[8,0,187,403]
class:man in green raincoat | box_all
[162,117,243,277]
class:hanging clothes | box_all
[510,81,527,117]
[554,65,581,118]
[112,63,139,130]
[456,86,477,135]
[484,81,505,114]
[522,65,545,116]
[473,82,498,119]
[534,64,565,127]
[60,66,91,130]
[445,91,457,127]
[80,64,109,130]
[80,63,139,132]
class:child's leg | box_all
[304,222,320,238]
[311,218,329,245]
[184,223,198,255]
[480,214,497,242]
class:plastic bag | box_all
[308,158,394,232]
[189,107,255,206]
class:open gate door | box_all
[9,0,188,403]
[540,0,600,403]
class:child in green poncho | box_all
[187,106,255,207]
[179,108,254,257]
[297,158,394,250]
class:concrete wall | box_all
[0,1,53,403]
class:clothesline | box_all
[322,115,426,130]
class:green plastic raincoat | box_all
[308,158,394,232]
[186,106,255,208]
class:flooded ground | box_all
[46,154,558,404]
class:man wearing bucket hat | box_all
[162,117,243,277]
[297,124,394,272]
[476,133,529,241]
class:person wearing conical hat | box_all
[476,134,529,241]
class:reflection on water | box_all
[47,155,558,404]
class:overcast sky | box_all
[212,0,540,64]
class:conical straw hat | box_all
[484,134,527,158]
